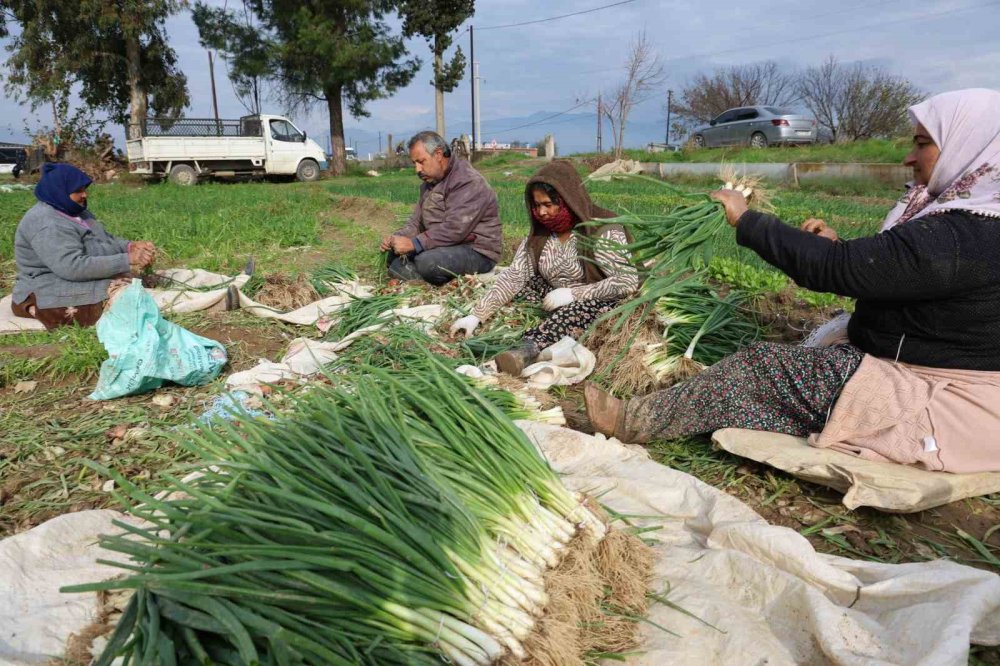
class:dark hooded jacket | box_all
[524,160,628,284]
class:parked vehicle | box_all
[0,142,43,177]
[691,106,817,148]
[126,115,328,185]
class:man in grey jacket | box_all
[12,163,156,329]
[380,132,502,285]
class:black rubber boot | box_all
[225,284,241,311]
[495,339,540,377]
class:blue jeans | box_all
[387,244,496,286]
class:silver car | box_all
[691,106,817,148]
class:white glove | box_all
[450,314,481,338]
[723,181,753,200]
[542,288,575,311]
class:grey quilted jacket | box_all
[13,201,131,309]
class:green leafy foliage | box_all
[1,0,189,124]
[192,0,421,175]
[399,0,473,94]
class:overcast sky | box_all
[2,0,999,151]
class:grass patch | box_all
[0,181,334,276]
[0,326,106,387]
[583,138,910,164]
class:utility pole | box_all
[378,131,382,154]
[473,62,482,152]
[596,93,603,153]
[469,26,476,150]
[208,51,221,134]
[665,89,673,147]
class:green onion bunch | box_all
[68,355,605,665]
[579,194,730,328]
[644,282,760,381]
[322,294,405,341]
[308,261,359,296]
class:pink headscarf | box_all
[880,88,1000,231]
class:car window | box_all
[735,108,759,121]
[269,119,303,142]
[714,110,736,124]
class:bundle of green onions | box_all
[67,356,610,665]
[578,198,729,331]
[322,293,405,341]
[578,171,763,333]
[645,282,761,381]
[308,261,358,296]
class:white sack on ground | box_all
[587,159,645,181]
[0,510,142,665]
[0,294,45,332]
[713,428,1000,512]
[147,268,250,314]
[521,336,596,388]
[519,422,1000,666]
[238,280,373,326]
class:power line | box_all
[487,98,596,135]
[478,0,639,31]
[512,0,973,84]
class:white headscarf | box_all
[880,88,1000,231]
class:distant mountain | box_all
[339,111,671,157]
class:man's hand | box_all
[379,235,393,252]
[710,189,750,227]
[800,218,839,241]
[390,236,416,255]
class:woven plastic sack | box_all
[89,280,227,400]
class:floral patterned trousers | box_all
[517,277,619,350]
[626,341,865,442]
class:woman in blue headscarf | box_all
[11,163,157,329]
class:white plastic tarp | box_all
[520,422,1000,666]
[0,510,142,665]
[3,427,998,665]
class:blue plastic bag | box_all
[89,280,227,400]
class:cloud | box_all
[2,0,997,150]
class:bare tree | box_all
[798,55,922,142]
[601,32,666,159]
[676,62,799,124]
[797,56,840,141]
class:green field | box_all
[574,137,911,164]
[1,160,998,590]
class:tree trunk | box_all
[125,33,147,139]
[327,85,346,176]
[616,110,628,159]
[434,40,445,137]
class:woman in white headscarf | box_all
[585,88,1000,474]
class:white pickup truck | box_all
[126,114,328,185]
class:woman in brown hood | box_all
[450,160,639,374]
